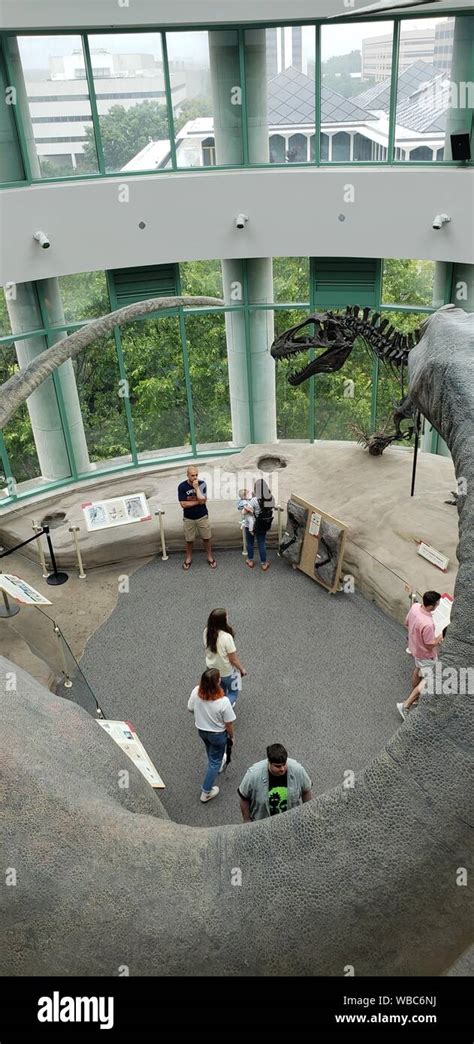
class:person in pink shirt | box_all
[397,591,443,719]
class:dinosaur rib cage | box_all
[337,305,419,368]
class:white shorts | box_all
[415,657,436,676]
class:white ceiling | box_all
[1,0,471,32]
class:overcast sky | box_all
[17,19,444,70]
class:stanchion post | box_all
[155,510,168,561]
[32,521,49,578]
[241,525,247,556]
[53,624,73,688]
[43,525,69,586]
[69,526,86,579]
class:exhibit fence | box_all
[2,604,103,718]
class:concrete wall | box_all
[0,0,421,31]
[1,168,472,285]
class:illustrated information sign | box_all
[0,574,51,605]
[417,541,449,572]
[82,492,151,532]
[97,720,165,789]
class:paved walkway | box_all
[78,548,411,828]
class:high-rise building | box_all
[266,25,303,79]
[362,25,446,82]
[434,19,455,71]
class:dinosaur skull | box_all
[271,312,355,386]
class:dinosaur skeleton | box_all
[271,305,425,450]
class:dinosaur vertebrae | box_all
[337,305,420,367]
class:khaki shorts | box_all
[183,516,212,542]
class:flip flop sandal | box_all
[208,559,217,569]
[182,560,192,570]
[246,560,255,568]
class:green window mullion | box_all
[105,273,139,464]
[387,20,401,164]
[82,35,106,174]
[309,258,316,442]
[2,36,33,183]
[242,262,255,443]
[161,33,178,172]
[238,27,250,167]
[113,325,139,466]
[314,23,321,167]
[444,262,454,304]
[370,356,379,429]
[50,369,79,481]
[35,281,78,480]
[178,309,197,456]
[0,429,16,499]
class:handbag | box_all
[230,666,242,694]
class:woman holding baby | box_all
[237,477,275,571]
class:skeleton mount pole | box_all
[410,410,422,497]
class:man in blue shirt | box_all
[178,465,217,570]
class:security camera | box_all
[432,214,451,231]
[235,214,248,230]
[33,230,51,249]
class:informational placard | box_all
[82,492,151,532]
[309,511,322,537]
[432,593,453,636]
[97,719,165,789]
[281,494,348,594]
[0,573,51,605]
[417,541,449,572]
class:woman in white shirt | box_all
[188,668,236,803]
[203,608,247,707]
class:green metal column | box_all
[4,36,39,178]
[210,28,276,445]
[0,41,25,183]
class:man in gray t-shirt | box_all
[238,742,312,822]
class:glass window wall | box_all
[185,313,232,448]
[11,35,99,177]
[72,332,132,471]
[320,21,394,164]
[119,316,191,459]
[245,26,315,165]
[166,29,243,168]
[87,32,170,173]
[274,309,310,440]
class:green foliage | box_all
[175,97,213,133]
[1,260,440,489]
[382,259,435,308]
[273,257,309,303]
[58,271,110,324]
[82,101,170,171]
[321,50,364,99]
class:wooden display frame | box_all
[287,494,348,595]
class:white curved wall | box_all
[0,167,472,286]
[2,0,472,31]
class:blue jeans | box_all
[198,729,227,793]
[246,527,267,564]
[220,672,238,707]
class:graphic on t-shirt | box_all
[268,772,288,815]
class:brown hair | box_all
[198,668,224,701]
[205,608,235,653]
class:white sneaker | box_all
[218,752,227,774]
[200,785,219,803]
[397,702,406,720]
